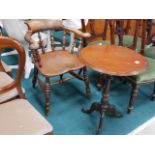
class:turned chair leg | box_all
[127,84,139,113]
[83,67,91,99]
[45,77,51,116]
[151,82,155,101]
[97,74,104,90]
[32,67,38,88]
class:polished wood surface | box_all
[39,51,84,77]
[79,44,148,76]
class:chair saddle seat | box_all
[38,51,84,77]
[0,99,53,135]
[0,72,20,103]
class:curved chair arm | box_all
[24,30,40,50]
[64,26,91,38]
[0,36,25,94]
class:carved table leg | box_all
[127,84,139,113]
[82,75,123,134]
[82,102,101,114]
[99,75,123,133]
[151,82,155,101]
[45,77,50,116]
[83,67,91,99]
[97,109,106,134]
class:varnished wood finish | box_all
[45,78,50,116]
[0,36,25,98]
[25,19,91,115]
[79,44,148,76]
[83,67,90,99]
[38,51,84,77]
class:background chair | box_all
[1,19,48,79]
[110,19,155,113]
[143,20,155,59]
[0,36,53,135]
[25,19,91,115]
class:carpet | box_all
[2,53,155,134]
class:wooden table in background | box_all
[78,44,148,134]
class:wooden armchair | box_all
[24,19,91,115]
[110,20,155,113]
[0,36,53,134]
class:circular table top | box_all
[78,44,148,76]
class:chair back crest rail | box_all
[108,19,142,50]
[0,36,25,96]
[24,19,91,67]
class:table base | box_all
[82,75,123,135]
[82,102,123,134]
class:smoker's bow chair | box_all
[25,19,91,115]
[0,36,53,134]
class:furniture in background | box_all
[81,19,111,90]
[1,19,48,79]
[79,44,148,134]
[82,19,110,45]
[108,19,142,50]
[0,36,53,134]
[25,19,91,115]
[110,20,155,113]
[142,20,155,59]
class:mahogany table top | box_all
[78,44,148,76]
